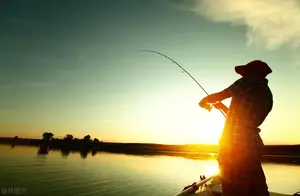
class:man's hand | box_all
[199,90,231,113]
[199,97,212,111]
[199,97,208,108]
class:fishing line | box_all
[138,49,226,117]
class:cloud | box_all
[185,0,300,50]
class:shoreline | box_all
[1,137,299,164]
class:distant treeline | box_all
[0,133,299,164]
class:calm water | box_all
[0,145,299,196]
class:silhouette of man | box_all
[199,60,273,196]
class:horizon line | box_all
[0,136,299,146]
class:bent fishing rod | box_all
[139,49,226,118]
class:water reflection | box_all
[205,164,219,176]
[36,144,100,159]
[80,149,89,159]
[60,148,71,157]
[1,144,300,195]
[91,148,98,156]
[34,143,218,160]
[37,145,49,155]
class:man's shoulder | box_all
[227,77,252,96]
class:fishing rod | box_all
[139,49,226,118]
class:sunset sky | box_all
[1,0,300,144]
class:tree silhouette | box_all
[64,134,74,140]
[42,132,54,140]
[93,138,100,143]
[83,135,91,141]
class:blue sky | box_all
[1,0,300,144]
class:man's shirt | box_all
[219,76,273,148]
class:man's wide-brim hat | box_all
[235,60,272,77]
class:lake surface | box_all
[0,144,299,196]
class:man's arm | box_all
[199,78,246,108]
[199,89,231,113]
[213,102,229,114]
[199,89,231,106]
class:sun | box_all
[132,92,227,144]
[189,111,225,144]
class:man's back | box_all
[220,76,273,147]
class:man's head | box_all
[235,60,272,78]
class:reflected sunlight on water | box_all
[204,164,219,176]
